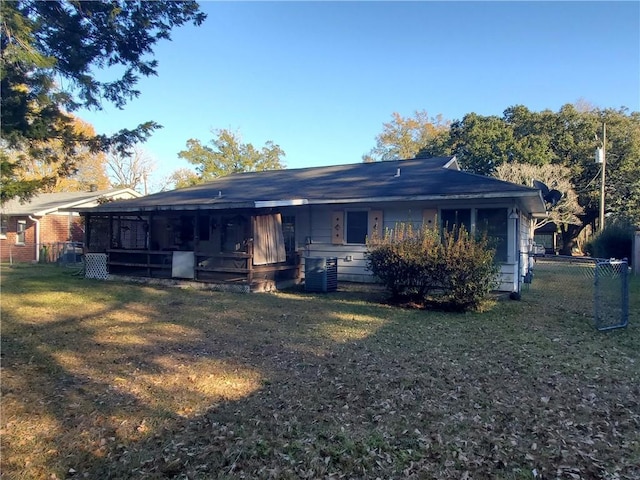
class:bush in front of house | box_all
[584,218,634,261]
[366,223,499,311]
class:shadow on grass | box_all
[1,264,639,479]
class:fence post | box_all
[633,226,640,275]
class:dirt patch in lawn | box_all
[1,265,639,479]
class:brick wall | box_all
[0,214,84,263]
[40,215,71,243]
[0,216,37,263]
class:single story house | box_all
[1,188,141,263]
[77,157,546,292]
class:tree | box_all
[6,116,110,192]
[1,0,206,202]
[177,129,286,182]
[494,162,583,229]
[446,104,640,254]
[165,168,201,190]
[448,113,517,175]
[365,110,451,162]
[106,146,155,194]
[591,109,640,225]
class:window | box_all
[222,215,248,252]
[114,216,148,249]
[87,216,110,252]
[16,220,26,244]
[282,215,296,255]
[346,211,368,244]
[476,208,508,262]
[0,216,7,238]
[441,209,471,233]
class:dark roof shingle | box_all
[82,157,545,214]
[1,189,140,215]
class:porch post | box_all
[248,214,254,287]
[85,214,91,251]
[108,214,113,250]
[508,208,520,293]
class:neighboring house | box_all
[1,188,141,263]
[534,222,559,254]
[77,157,546,292]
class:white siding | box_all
[519,211,536,291]
[497,263,518,292]
[300,205,375,282]
[291,203,535,291]
[303,244,373,283]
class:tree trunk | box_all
[560,224,582,255]
[559,210,598,255]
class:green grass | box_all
[1,263,639,479]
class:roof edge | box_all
[75,190,546,215]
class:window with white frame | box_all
[476,208,508,262]
[0,215,7,238]
[16,220,26,244]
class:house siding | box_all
[0,213,84,263]
[0,216,37,262]
[39,213,84,244]
[1,189,137,264]
[297,202,534,291]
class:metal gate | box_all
[531,256,630,331]
[594,259,629,331]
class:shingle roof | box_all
[1,188,141,216]
[80,157,546,214]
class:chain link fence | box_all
[594,259,629,331]
[3,242,84,265]
[530,255,630,331]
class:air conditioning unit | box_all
[305,257,338,292]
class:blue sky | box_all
[77,1,640,188]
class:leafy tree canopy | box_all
[447,105,640,228]
[4,116,110,193]
[371,103,639,253]
[177,129,286,183]
[166,168,200,190]
[1,0,206,202]
[363,110,450,162]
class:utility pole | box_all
[599,123,607,231]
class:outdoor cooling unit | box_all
[305,257,338,292]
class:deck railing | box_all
[103,248,299,287]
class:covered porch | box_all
[83,209,300,291]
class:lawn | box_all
[1,264,639,480]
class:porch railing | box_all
[103,248,299,286]
[106,249,173,278]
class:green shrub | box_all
[585,219,634,261]
[366,223,499,311]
